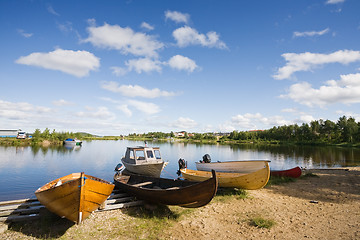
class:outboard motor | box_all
[177,158,187,176]
[114,163,124,172]
[202,154,211,163]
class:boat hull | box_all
[271,166,302,178]
[181,162,270,190]
[114,170,217,208]
[121,159,166,177]
[196,160,270,173]
[35,173,114,224]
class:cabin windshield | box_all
[146,150,154,159]
[127,149,136,164]
[135,150,145,161]
[154,150,161,159]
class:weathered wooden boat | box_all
[120,146,168,177]
[180,161,270,190]
[63,138,82,146]
[35,172,114,224]
[271,166,302,178]
[113,170,218,208]
[196,154,271,173]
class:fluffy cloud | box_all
[140,22,154,31]
[170,117,198,129]
[100,81,177,98]
[173,26,227,49]
[126,58,162,73]
[229,113,291,130]
[17,29,33,38]
[16,48,100,77]
[273,50,360,80]
[168,55,198,72]
[128,100,160,115]
[280,73,360,107]
[52,99,74,106]
[0,100,52,120]
[84,22,164,58]
[293,28,329,38]
[326,0,345,4]
[75,106,115,120]
[165,10,190,24]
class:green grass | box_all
[266,176,296,186]
[301,172,319,178]
[249,216,276,229]
[214,188,248,202]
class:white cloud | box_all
[47,5,60,16]
[173,26,227,49]
[165,10,190,24]
[326,0,345,4]
[0,100,52,120]
[75,106,115,120]
[170,117,198,129]
[52,99,74,106]
[280,73,360,107]
[273,50,360,80]
[117,104,132,117]
[110,66,128,76]
[100,81,178,98]
[128,100,160,115]
[140,22,154,31]
[17,29,33,38]
[84,22,164,58]
[293,28,329,38]
[125,58,162,73]
[229,113,291,130]
[168,55,198,72]
[16,48,100,77]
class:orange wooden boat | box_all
[35,172,114,224]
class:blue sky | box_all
[1,0,360,136]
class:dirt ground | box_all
[1,167,359,240]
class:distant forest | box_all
[130,116,360,145]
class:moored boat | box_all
[196,154,271,173]
[271,166,302,178]
[113,170,218,208]
[120,146,168,177]
[35,172,114,224]
[179,161,270,190]
[63,138,82,146]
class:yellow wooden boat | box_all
[35,172,114,224]
[180,162,270,190]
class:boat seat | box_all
[132,181,153,187]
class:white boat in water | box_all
[63,138,82,146]
[196,154,270,173]
[120,146,168,177]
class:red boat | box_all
[270,166,302,178]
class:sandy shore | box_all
[1,167,359,239]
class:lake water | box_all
[1,140,359,201]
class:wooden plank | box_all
[132,181,153,187]
[0,205,44,217]
[0,201,41,212]
[97,200,144,211]
[0,214,40,223]
[0,198,38,207]
[105,197,135,205]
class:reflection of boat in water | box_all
[119,146,168,177]
[64,145,81,151]
[113,170,218,208]
[35,172,114,224]
[63,138,82,146]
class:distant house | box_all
[0,129,21,138]
[174,131,186,137]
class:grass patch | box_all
[214,188,248,202]
[249,216,276,229]
[266,176,296,186]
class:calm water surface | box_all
[0,140,359,201]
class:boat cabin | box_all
[123,146,163,165]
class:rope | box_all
[162,168,178,180]
[78,176,87,188]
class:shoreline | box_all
[1,167,359,239]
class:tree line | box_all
[226,116,360,144]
